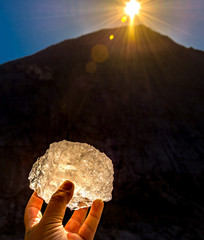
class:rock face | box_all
[29,140,114,210]
[0,25,204,239]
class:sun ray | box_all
[141,11,191,36]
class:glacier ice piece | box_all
[28,140,114,210]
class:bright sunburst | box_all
[125,0,140,21]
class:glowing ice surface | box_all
[29,140,114,210]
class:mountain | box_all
[0,25,204,239]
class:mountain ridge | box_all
[0,24,204,239]
[1,24,203,67]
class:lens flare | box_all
[121,16,127,23]
[109,34,114,40]
[85,61,97,74]
[91,44,109,63]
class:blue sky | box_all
[0,0,204,64]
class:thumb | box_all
[41,180,74,225]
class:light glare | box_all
[125,0,140,20]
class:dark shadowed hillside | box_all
[0,25,204,239]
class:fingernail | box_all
[61,180,73,191]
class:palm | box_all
[24,191,103,240]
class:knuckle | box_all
[51,189,67,202]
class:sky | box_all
[0,0,204,64]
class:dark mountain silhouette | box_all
[0,24,204,239]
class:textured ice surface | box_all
[29,140,114,210]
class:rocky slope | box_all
[0,25,204,239]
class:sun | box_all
[125,0,141,21]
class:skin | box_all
[24,181,104,240]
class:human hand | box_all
[24,181,104,240]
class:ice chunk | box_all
[28,140,114,210]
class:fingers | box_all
[78,199,104,240]
[41,180,74,225]
[24,192,43,231]
[65,207,88,233]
